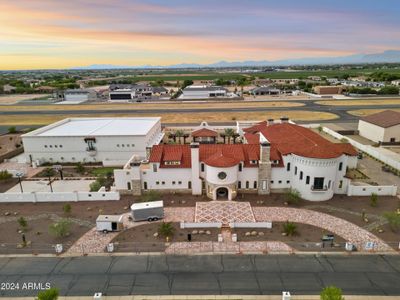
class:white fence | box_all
[180,222,222,229]
[0,191,120,203]
[229,222,272,229]
[323,127,400,171]
[347,184,397,196]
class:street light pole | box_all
[48,176,53,193]
[18,176,23,193]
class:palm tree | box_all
[183,133,190,144]
[158,222,175,240]
[232,133,240,144]
[168,132,176,143]
[220,133,226,144]
[224,128,235,144]
[175,130,184,144]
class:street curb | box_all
[0,250,398,258]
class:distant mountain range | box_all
[72,50,400,70]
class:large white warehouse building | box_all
[115,121,358,201]
[22,117,163,166]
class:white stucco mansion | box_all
[115,119,358,201]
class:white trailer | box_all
[131,200,164,222]
[96,215,124,233]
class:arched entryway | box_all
[216,187,229,200]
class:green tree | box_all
[383,212,400,232]
[49,219,71,238]
[43,168,55,177]
[224,128,235,144]
[8,126,17,134]
[285,188,301,205]
[320,286,344,300]
[158,222,175,240]
[37,287,59,300]
[182,79,193,89]
[282,221,297,236]
[378,86,399,95]
[175,130,184,144]
[370,193,378,207]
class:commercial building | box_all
[22,117,164,166]
[109,84,167,101]
[63,89,95,102]
[180,85,229,99]
[250,86,281,96]
[358,110,400,144]
[313,86,344,95]
[115,120,358,201]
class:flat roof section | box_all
[25,117,161,137]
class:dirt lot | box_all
[0,94,50,105]
[0,110,338,126]
[0,218,90,253]
[317,99,400,106]
[348,108,400,117]
[0,178,19,192]
[0,133,22,155]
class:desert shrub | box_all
[285,188,301,205]
[383,212,400,232]
[320,286,344,300]
[282,221,297,236]
[18,216,28,230]
[140,190,161,202]
[158,222,175,239]
[75,162,85,174]
[37,287,59,300]
[8,126,16,134]
[0,170,12,180]
[42,167,55,177]
[370,193,378,207]
[89,181,101,192]
[63,203,71,214]
[48,219,71,238]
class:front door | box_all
[216,187,228,200]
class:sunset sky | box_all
[1,0,400,70]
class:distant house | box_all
[250,86,280,96]
[109,84,167,101]
[35,86,56,93]
[358,110,400,144]
[391,79,400,86]
[313,86,344,95]
[180,85,229,99]
[3,84,16,93]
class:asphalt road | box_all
[1,100,400,123]
[1,255,400,297]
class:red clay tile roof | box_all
[361,110,400,128]
[259,123,358,159]
[192,128,218,137]
[243,121,268,134]
[149,144,260,168]
[244,133,260,144]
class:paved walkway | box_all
[253,207,393,252]
[195,201,255,223]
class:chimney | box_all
[190,142,202,195]
[280,116,289,123]
[260,141,271,163]
[267,118,274,126]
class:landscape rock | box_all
[251,231,257,236]
[245,232,251,236]
[123,206,128,210]
[13,212,18,215]
[192,230,198,235]
[4,212,10,216]
[199,230,205,234]
[153,232,159,237]
[281,232,287,236]
[206,230,211,235]
[182,200,186,204]
[258,232,265,236]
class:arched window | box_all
[246,181,249,189]
[253,181,257,189]
[300,171,303,180]
[287,162,291,171]
[339,162,343,171]
[238,181,241,189]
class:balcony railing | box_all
[311,185,328,191]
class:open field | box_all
[316,99,400,106]
[0,110,338,126]
[0,101,304,112]
[348,108,400,117]
[0,94,50,105]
